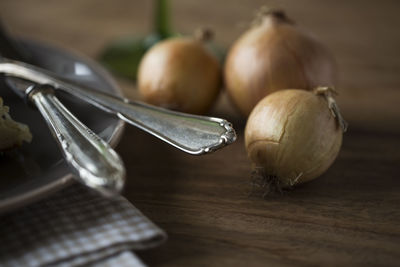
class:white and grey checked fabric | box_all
[0,184,166,267]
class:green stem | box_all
[154,0,171,38]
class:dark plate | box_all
[0,40,124,214]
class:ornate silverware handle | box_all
[28,84,125,196]
[0,60,237,155]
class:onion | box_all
[225,9,337,116]
[245,88,347,189]
[137,30,221,114]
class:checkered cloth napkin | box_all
[0,183,167,266]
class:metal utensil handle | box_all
[28,85,125,196]
[0,60,237,155]
[57,90,236,155]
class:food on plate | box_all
[0,97,32,151]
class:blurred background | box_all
[1,0,399,133]
[1,1,400,265]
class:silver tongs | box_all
[0,59,236,195]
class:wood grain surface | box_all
[1,0,400,266]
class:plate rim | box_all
[0,39,125,214]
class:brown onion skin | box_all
[225,12,337,116]
[245,89,342,187]
[138,37,221,115]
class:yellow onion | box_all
[225,9,337,116]
[245,88,347,189]
[137,30,221,114]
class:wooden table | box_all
[2,0,400,266]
